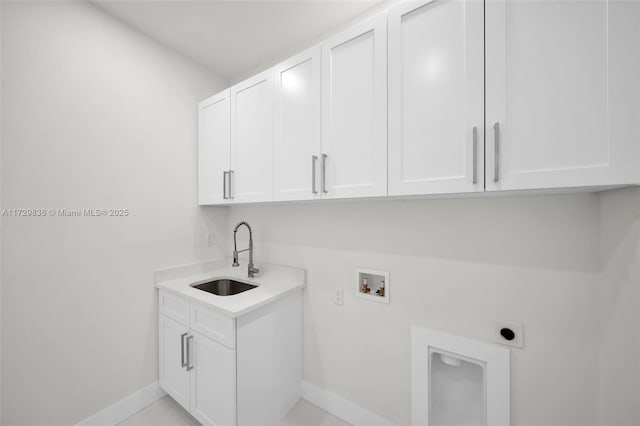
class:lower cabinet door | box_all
[159,314,190,409]
[190,331,236,426]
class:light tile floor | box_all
[119,397,199,426]
[118,396,350,426]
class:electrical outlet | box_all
[494,320,524,349]
[334,289,343,306]
[204,232,214,247]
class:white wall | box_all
[1,2,228,424]
[0,2,3,421]
[230,0,399,85]
[598,187,640,425]
[2,2,638,426]
[228,193,603,425]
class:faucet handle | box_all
[249,266,260,277]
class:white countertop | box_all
[154,258,306,317]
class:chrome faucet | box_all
[232,221,259,278]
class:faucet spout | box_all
[232,221,259,278]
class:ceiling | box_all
[93,0,386,83]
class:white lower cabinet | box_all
[190,331,236,426]
[159,315,190,409]
[158,290,303,426]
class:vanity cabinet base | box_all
[158,289,303,426]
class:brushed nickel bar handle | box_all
[228,170,235,199]
[493,122,500,183]
[321,154,328,194]
[472,126,478,184]
[312,155,318,194]
[186,335,194,371]
[223,171,229,200]
[180,332,188,368]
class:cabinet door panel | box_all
[198,90,230,205]
[190,332,236,426]
[159,315,190,410]
[274,46,322,201]
[486,0,638,190]
[231,72,274,202]
[388,0,483,195]
[321,14,387,199]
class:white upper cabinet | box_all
[198,90,231,205]
[321,14,388,199]
[230,71,275,203]
[388,0,484,196]
[485,0,639,191]
[274,46,322,201]
[198,1,640,204]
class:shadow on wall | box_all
[597,187,640,426]
[226,192,601,273]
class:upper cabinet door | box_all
[388,0,484,196]
[486,0,639,191]
[274,46,322,201]
[198,90,230,205]
[230,71,274,203]
[321,14,388,199]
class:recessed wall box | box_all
[355,268,389,304]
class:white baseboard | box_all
[76,382,167,426]
[301,380,396,426]
[77,380,392,426]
